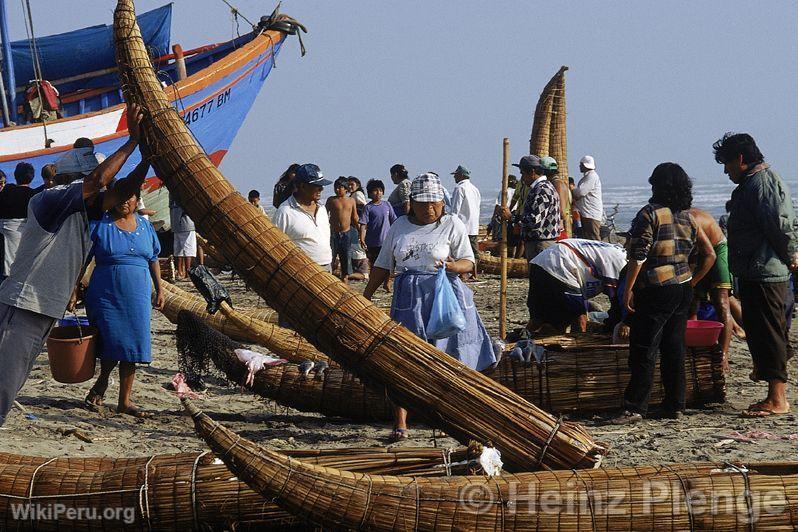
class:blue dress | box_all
[86,213,160,363]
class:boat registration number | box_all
[182,89,232,126]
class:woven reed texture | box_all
[484,345,726,413]
[529,78,554,157]
[0,447,470,530]
[177,310,392,421]
[162,280,279,324]
[114,0,605,470]
[477,252,528,277]
[180,311,724,421]
[161,281,333,366]
[548,66,569,185]
[186,400,798,531]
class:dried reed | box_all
[114,0,605,470]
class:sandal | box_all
[388,428,409,443]
[118,405,153,419]
[741,407,791,418]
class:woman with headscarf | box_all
[363,173,496,441]
[614,163,715,425]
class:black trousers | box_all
[624,283,693,415]
[739,280,791,383]
[529,265,580,329]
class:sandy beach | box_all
[0,271,796,468]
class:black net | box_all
[176,309,243,389]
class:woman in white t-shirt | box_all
[363,173,496,442]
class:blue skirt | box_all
[390,271,496,371]
[86,264,152,363]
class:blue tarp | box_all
[10,3,171,87]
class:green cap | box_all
[540,156,558,171]
[450,165,471,178]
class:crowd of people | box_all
[0,116,792,436]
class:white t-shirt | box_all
[451,179,481,236]
[495,187,515,207]
[375,214,474,273]
[273,196,332,266]
[531,238,627,298]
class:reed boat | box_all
[161,280,335,366]
[0,2,303,227]
[114,0,605,471]
[478,252,528,277]
[185,400,798,531]
[0,447,470,530]
[178,310,725,421]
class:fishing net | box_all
[176,309,241,389]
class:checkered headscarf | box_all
[410,173,445,202]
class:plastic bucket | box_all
[684,320,724,348]
[46,325,98,384]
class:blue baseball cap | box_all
[294,163,331,186]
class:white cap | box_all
[54,147,100,175]
[579,155,596,170]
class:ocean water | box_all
[477,178,798,231]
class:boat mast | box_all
[0,0,17,126]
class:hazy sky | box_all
[6,1,798,195]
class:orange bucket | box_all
[46,325,98,384]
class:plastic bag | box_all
[426,267,466,340]
[188,265,232,314]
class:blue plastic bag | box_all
[426,267,466,340]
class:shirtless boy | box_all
[689,207,733,369]
[326,177,359,282]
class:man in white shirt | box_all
[450,165,481,279]
[572,155,604,240]
[272,164,333,269]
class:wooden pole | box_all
[499,138,510,340]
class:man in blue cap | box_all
[273,163,334,270]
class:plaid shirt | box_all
[627,203,697,287]
[520,177,561,241]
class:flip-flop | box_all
[741,407,790,418]
[118,406,153,419]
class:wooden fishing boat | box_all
[1,3,303,228]
[178,310,725,421]
[0,447,470,530]
[185,400,798,531]
[114,0,606,471]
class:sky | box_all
[5,1,798,197]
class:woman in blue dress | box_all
[84,187,164,418]
[363,173,496,441]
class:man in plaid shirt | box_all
[502,155,562,319]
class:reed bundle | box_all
[162,280,279,323]
[177,310,391,421]
[186,400,798,531]
[484,344,726,413]
[547,66,569,185]
[114,0,605,470]
[0,446,470,530]
[181,311,723,421]
[478,252,528,277]
[161,281,332,366]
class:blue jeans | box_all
[330,231,352,276]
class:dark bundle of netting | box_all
[177,309,244,389]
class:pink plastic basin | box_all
[685,320,724,348]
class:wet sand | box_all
[1,272,796,468]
